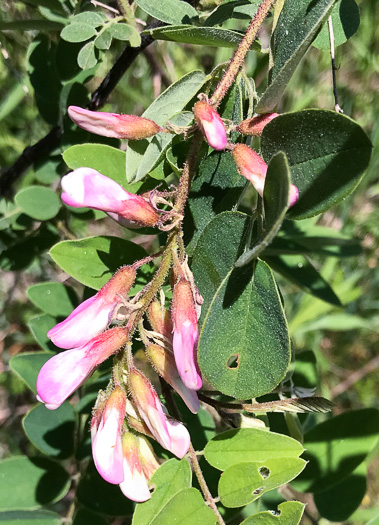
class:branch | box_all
[0,19,165,198]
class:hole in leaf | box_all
[258,466,270,479]
[226,354,240,369]
[252,486,263,495]
[149,483,156,494]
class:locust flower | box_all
[236,113,279,136]
[193,101,228,151]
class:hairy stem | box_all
[210,0,276,108]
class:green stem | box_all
[210,0,277,108]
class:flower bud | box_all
[147,300,173,341]
[236,113,279,136]
[37,327,129,410]
[137,435,161,480]
[232,144,299,207]
[119,432,152,502]
[91,387,126,484]
[61,168,159,227]
[171,279,202,391]
[68,106,160,140]
[48,266,136,350]
[193,101,228,151]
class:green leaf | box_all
[313,0,360,50]
[0,510,61,525]
[294,313,376,334]
[292,408,379,493]
[125,71,208,182]
[240,501,305,524]
[184,151,246,255]
[72,508,109,525]
[27,282,78,317]
[133,459,192,525]
[49,236,147,290]
[77,462,133,515]
[78,41,97,70]
[9,352,53,393]
[264,254,341,305]
[135,0,198,25]
[23,403,76,458]
[28,314,60,352]
[110,23,141,47]
[61,22,98,43]
[292,350,318,393]
[256,0,336,113]
[0,457,70,510]
[205,0,260,26]
[204,428,304,471]
[192,212,290,399]
[94,28,112,50]
[0,20,63,31]
[236,152,291,267]
[313,463,367,522]
[71,12,104,27]
[218,457,306,507]
[145,25,244,48]
[14,186,60,221]
[261,110,372,219]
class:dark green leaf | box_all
[218,457,306,507]
[205,0,260,26]
[61,23,98,43]
[204,428,304,471]
[145,25,244,48]
[264,254,341,305]
[9,352,53,394]
[23,403,76,458]
[72,508,109,525]
[28,314,61,352]
[14,186,60,221]
[0,20,63,31]
[49,236,147,290]
[292,408,379,493]
[235,152,290,267]
[0,457,70,510]
[193,212,290,399]
[135,0,198,25]
[133,459,192,525]
[184,151,246,255]
[292,350,318,393]
[261,110,372,219]
[240,501,305,524]
[0,510,61,525]
[256,0,336,113]
[27,282,78,317]
[313,0,360,49]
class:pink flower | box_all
[146,343,200,414]
[68,106,160,140]
[119,432,152,502]
[193,101,228,151]
[232,144,299,207]
[171,279,202,391]
[61,168,159,227]
[129,369,190,458]
[37,327,129,410]
[48,266,136,349]
[237,113,279,136]
[91,387,126,484]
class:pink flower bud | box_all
[237,113,279,136]
[61,168,159,227]
[232,144,299,207]
[193,101,228,151]
[91,387,126,484]
[147,344,199,414]
[129,369,190,458]
[68,106,160,140]
[147,301,173,342]
[171,279,202,391]
[48,266,136,349]
[119,432,152,502]
[37,327,129,410]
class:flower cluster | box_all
[36,98,299,503]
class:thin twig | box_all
[331,354,379,398]
[328,15,343,113]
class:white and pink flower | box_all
[193,101,228,151]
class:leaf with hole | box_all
[218,457,306,507]
[261,110,372,219]
[240,501,305,524]
[192,212,290,399]
[256,0,336,113]
[204,428,304,471]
